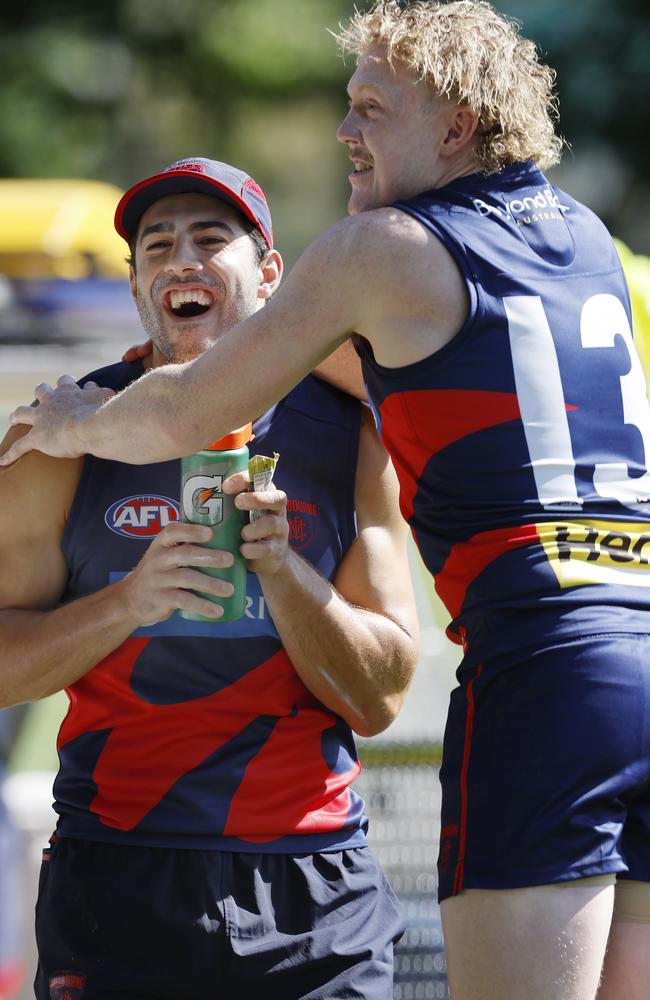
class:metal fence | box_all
[356,752,449,999]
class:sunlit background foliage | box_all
[1,0,649,262]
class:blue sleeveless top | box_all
[55,360,367,851]
[356,161,650,661]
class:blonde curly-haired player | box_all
[5,4,650,996]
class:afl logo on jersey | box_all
[105,494,180,538]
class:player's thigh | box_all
[441,878,614,1000]
[599,879,650,1000]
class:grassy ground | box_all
[8,695,67,774]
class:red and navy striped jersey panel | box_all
[56,361,366,851]
[357,161,650,659]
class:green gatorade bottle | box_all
[179,423,253,622]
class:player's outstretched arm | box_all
[0,207,466,468]
[237,406,420,737]
[120,338,369,401]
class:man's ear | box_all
[258,249,284,300]
[440,104,479,158]
[129,264,137,301]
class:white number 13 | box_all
[505,293,650,509]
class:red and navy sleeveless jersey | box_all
[55,360,367,851]
[356,161,650,661]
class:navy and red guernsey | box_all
[56,362,367,851]
[356,160,650,662]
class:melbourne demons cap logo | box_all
[105,494,180,538]
[49,971,86,1000]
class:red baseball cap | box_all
[114,157,273,249]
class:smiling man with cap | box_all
[0,156,418,1000]
[117,157,276,367]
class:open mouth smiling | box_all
[164,287,215,318]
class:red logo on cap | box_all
[243,177,268,205]
[164,161,207,175]
[49,971,86,999]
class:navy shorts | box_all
[438,632,650,901]
[35,839,403,1000]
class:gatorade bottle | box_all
[179,423,253,622]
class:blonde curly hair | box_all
[336,0,563,173]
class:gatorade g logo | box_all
[182,475,224,525]
[105,495,180,538]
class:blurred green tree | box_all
[1,0,649,255]
[499,0,650,249]
[0,0,354,261]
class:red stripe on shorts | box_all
[452,662,483,895]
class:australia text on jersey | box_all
[472,186,570,226]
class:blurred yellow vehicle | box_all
[0,179,138,342]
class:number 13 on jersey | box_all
[505,293,650,510]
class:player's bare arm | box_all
[0,209,466,468]
[123,338,369,401]
[235,406,419,737]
